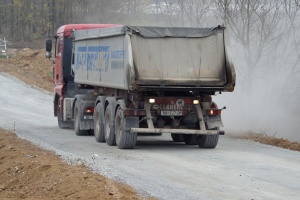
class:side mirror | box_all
[45,38,52,59]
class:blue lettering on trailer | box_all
[76,46,110,72]
[111,50,125,59]
[110,50,125,69]
[75,46,125,72]
[75,53,86,70]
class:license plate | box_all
[161,110,183,116]
[84,116,93,120]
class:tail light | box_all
[207,102,221,116]
[84,107,94,114]
[208,109,221,116]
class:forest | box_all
[0,0,300,140]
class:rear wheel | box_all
[115,108,137,149]
[183,134,197,145]
[196,128,219,148]
[74,101,87,136]
[171,134,184,142]
[94,103,105,142]
[104,104,116,146]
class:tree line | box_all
[0,0,159,41]
[0,0,299,42]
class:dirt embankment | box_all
[0,48,53,92]
[229,132,300,152]
[0,128,146,200]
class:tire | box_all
[74,101,87,136]
[183,134,197,145]
[94,103,105,142]
[104,104,116,146]
[196,128,219,148]
[171,134,184,142]
[115,108,137,149]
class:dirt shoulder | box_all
[0,128,146,200]
[229,132,300,152]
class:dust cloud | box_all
[80,1,300,142]
[215,42,300,142]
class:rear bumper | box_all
[130,128,224,135]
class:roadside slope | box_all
[0,128,146,200]
[0,48,53,92]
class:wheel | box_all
[74,101,87,136]
[196,128,219,148]
[171,134,184,142]
[104,104,116,146]
[183,134,197,145]
[94,103,105,142]
[115,108,137,149]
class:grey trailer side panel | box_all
[74,35,129,90]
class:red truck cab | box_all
[46,24,121,128]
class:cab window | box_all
[55,35,61,55]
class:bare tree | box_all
[177,0,213,27]
[274,0,300,113]
[215,0,284,86]
[153,0,181,26]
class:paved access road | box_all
[0,73,299,200]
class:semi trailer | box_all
[46,24,235,149]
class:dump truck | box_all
[46,24,235,149]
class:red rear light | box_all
[208,109,221,116]
[208,102,221,116]
[84,107,94,114]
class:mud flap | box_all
[124,117,139,131]
[79,101,94,130]
[205,116,224,130]
[80,120,94,130]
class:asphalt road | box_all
[1,73,299,200]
